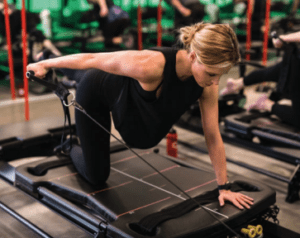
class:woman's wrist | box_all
[218,181,231,191]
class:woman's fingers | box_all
[236,196,251,209]
[219,191,254,210]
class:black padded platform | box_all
[222,111,300,165]
[225,112,300,149]
[14,148,275,238]
[176,109,300,203]
[223,112,300,203]
[0,117,75,161]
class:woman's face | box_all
[189,52,231,88]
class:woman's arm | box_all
[199,85,227,186]
[279,31,300,43]
[170,0,191,17]
[97,0,109,17]
[199,85,254,209]
[26,50,164,83]
[273,31,300,48]
[43,39,62,56]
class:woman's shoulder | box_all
[142,49,166,66]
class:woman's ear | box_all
[189,51,197,63]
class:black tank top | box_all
[107,47,203,148]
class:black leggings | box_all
[244,62,300,128]
[174,3,205,29]
[61,68,112,185]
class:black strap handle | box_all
[26,70,70,103]
[26,70,74,155]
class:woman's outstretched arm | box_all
[26,50,164,83]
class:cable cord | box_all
[70,100,242,238]
[25,69,242,237]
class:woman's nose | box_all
[212,77,220,85]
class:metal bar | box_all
[246,0,254,61]
[0,201,52,238]
[21,0,30,120]
[137,4,143,50]
[177,139,290,183]
[262,0,271,65]
[3,0,16,100]
[157,0,162,47]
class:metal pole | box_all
[3,0,16,100]
[0,201,52,238]
[262,0,271,66]
[21,0,30,120]
[246,0,254,61]
[157,0,162,47]
[137,3,143,50]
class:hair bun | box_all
[178,23,240,66]
[178,22,207,49]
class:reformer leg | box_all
[286,164,300,203]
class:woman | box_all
[221,31,300,129]
[82,0,130,48]
[27,22,253,210]
[165,0,205,28]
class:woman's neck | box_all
[176,50,192,81]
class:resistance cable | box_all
[26,71,242,238]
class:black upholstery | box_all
[14,149,275,238]
[225,112,300,147]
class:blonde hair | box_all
[178,22,240,68]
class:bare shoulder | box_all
[137,50,165,83]
[110,49,165,84]
[121,50,165,67]
[143,50,166,67]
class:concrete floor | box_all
[0,59,299,236]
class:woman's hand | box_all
[272,38,283,48]
[99,6,109,17]
[26,62,49,79]
[219,190,254,209]
[180,7,191,17]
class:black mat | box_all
[14,147,275,238]
[0,178,93,238]
[223,111,300,165]
[177,109,300,166]
[225,112,300,145]
[0,117,75,161]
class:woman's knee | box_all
[70,145,110,185]
[86,169,110,186]
[76,69,106,106]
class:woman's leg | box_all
[103,18,130,47]
[70,69,112,185]
[221,62,283,96]
[271,59,300,128]
[189,3,205,24]
[271,103,300,128]
[243,61,283,86]
[246,61,300,128]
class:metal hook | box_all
[63,91,75,107]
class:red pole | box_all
[246,0,254,61]
[21,0,29,120]
[157,0,162,47]
[262,0,271,66]
[137,4,143,50]
[3,0,16,100]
